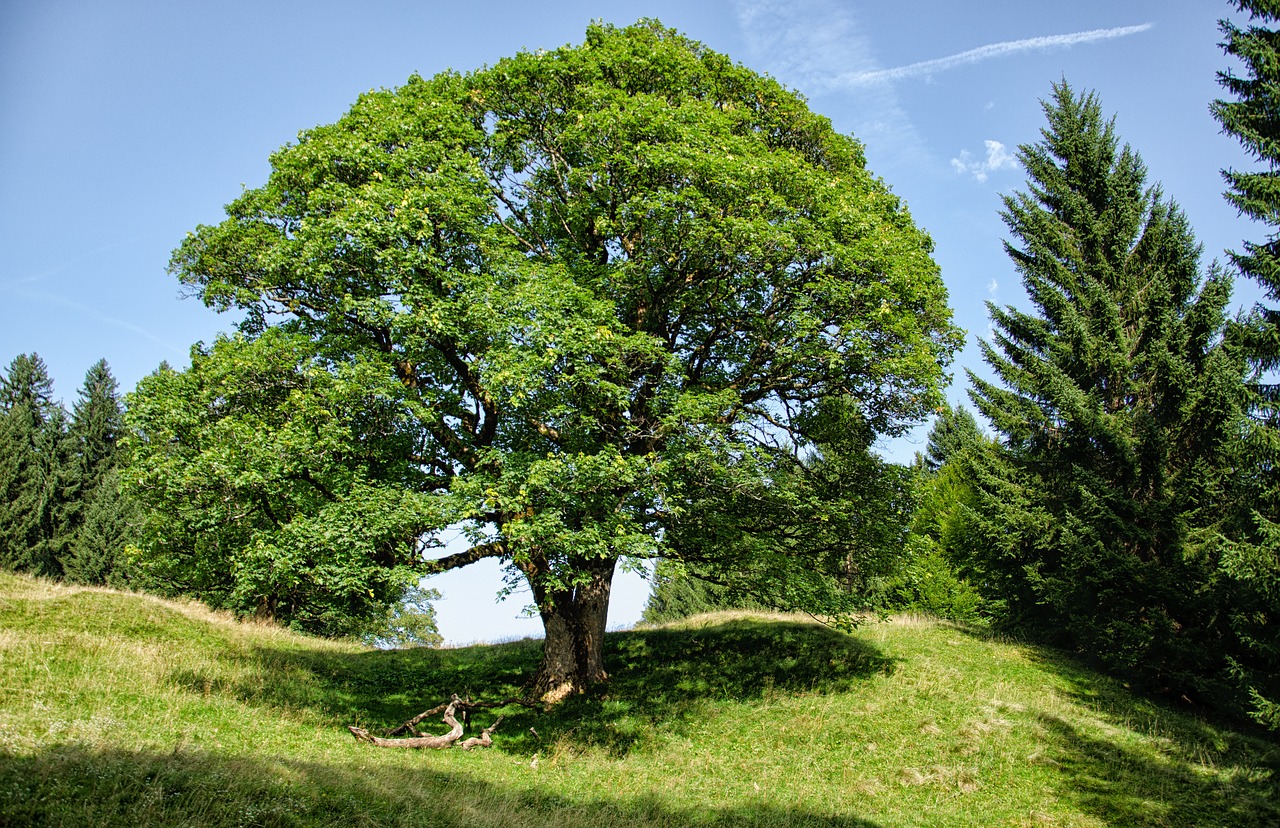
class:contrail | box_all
[1,284,186,355]
[835,23,1153,87]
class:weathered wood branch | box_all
[386,695,538,736]
[459,715,504,750]
[348,697,465,749]
[349,694,529,749]
[386,700,454,736]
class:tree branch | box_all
[421,541,508,574]
[348,697,465,749]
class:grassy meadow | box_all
[0,570,1276,827]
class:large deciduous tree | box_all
[968,83,1251,707]
[141,21,960,699]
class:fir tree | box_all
[0,354,71,577]
[920,403,982,473]
[62,360,132,584]
[1212,0,1280,729]
[968,84,1246,705]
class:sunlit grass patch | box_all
[2,573,1277,827]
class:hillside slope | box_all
[1,572,1277,827]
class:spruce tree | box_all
[0,353,58,417]
[893,406,992,625]
[1212,0,1280,729]
[63,361,132,585]
[968,84,1245,703]
[1213,0,1280,365]
[0,354,71,577]
[921,403,982,473]
[69,360,122,493]
[0,395,42,573]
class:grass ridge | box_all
[2,572,1277,827]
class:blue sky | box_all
[0,0,1257,643]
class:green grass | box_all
[1,572,1276,827]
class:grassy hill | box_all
[1,571,1277,827]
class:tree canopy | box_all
[133,21,961,697]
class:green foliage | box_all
[123,328,442,637]
[158,21,961,684]
[0,354,72,578]
[641,560,753,624]
[1213,0,1280,731]
[661,397,918,623]
[968,83,1254,713]
[887,534,989,625]
[360,586,444,649]
[61,466,139,587]
[879,406,994,625]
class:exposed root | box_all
[536,681,577,707]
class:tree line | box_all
[0,355,134,586]
[1,4,1277,726]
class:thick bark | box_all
[531,556,616,703]
[424,537,621,705]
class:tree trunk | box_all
[531,556,616,703]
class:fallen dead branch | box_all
[458,715,504,749]
[348,694,523,750]
[385,694,537,737]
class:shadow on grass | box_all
[0,743,884,828]
[169,616,896,757]
[952,624,1280,827]
[1035,712,1280,828]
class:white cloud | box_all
[733,0,928,166]
[952,140,1018,182]
[987,278,999,296]
[734,0,876,92]
[832,23,1153,88]
[732,5,1152,177]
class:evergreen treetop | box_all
[967,82,1246,706]
[1214,0,1280,366]
[70,359,123,492]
